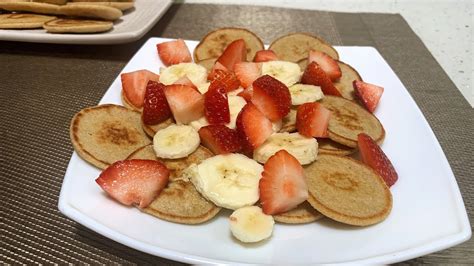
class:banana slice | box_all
[189,116,209,131]
[159,63,207,86]
[227,87,244,96]
[189,153,264,210]
[153,124,200,159]
[272,120,282,132]
[229,206,274,243]
[280,108,297,133]
[197,82,210,94]
[289,84,324,105]
[189,95,246,131]
[254,132,318,165]
[261,60,302,87]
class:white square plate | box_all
[0,0,172,44]
[58,38,471,264]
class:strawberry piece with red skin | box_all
[163,84,204,124]
[198,125,242,154]
[156,39,192,66]
[301,62,342,96]
[296,102,331,138]
[121,69,160,109]
[358,133,398,187]
[251,75,291,122]
[236,103,273,153]
[205,81,230,124]
[259,150,308,215]
[234,62,262,88]
[208,69,240,92]
[173,75,197,90]
[253,49,278,62]
[207,61,228,81]
[142,81,172,125]
[216,39,247,71]
[96,159,170,208]
[237,86,253,102]
[308,50,342,81]
[353,80,384,113]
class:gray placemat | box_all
[0,3,472,264]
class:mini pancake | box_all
[44,18,113,33]
[320,96,384,148]
[279,108,297,133]
[0,13,56,29]
[305,154,392,226]
[269,33,339,62]
[298,59,362,101]
[142,118,174,138]
[317,138,355,156]
[71,0,134,2]
[70,104,151,169]
[194,27,264,62]
[31,0,67,5]
[127,145,221,224]
[0,2,61,15]
[197,57,217,72]
[66,2,135,11]
[273,201,323,224]
[58,4,122,21]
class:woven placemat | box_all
[0,3,472,264]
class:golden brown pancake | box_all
[0,2,61,15]
[142,117,174,138]
[320,96,385,148]
[127,145,221,224]
[269,33,339,62]
[66,2,134,11]
[317,138,355,156]
[31,0,67,5]
[70,104,151,169]
[194,27,264,62]
[273,201,323,224]
[305,154,392,226]
[197,57,217,72]
[0,13,55,29]
[44,18,113,33]
[58,4,122,21]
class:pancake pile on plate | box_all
[0,0,135,33]
[70,28,399,243]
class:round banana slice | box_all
[159,63,207,86]
[254,132,318,165]
[189,153,264,210]
[261,61,302,87]
[196,82,210,94]
[289,84,324,105]
[153,124,200,159]
[229,206,274,243]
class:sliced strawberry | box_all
[208,69,240,92]
[207,61,228,81]
[296,102,331,138]
[121,70,160,108]
[96,159,169,208]
[251,75,291,122]
[205,81,230,124]
[301,62,342,96]
[253,49,278,62]
[156,39,192,66]
[308,50,342,81]
[234,62,262,88]
[237,86,253,102]
[216,39,247,71]
[259,150,308,215]
[358,133,398,187]
[163,84,204,124]
[142,81,172,125]
[198,125,242,154]
[236,103,273,153]
[353,80,384,113]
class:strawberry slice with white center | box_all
[198,124,242,154]
[236,103,273,153]
[259,150,308,215]
[253,50,278,62]
[121,69,160,109]
[96,159,170,208]
[251,75,291,122]
[164,84,204,124]
[237,86,253,102]
[208,69,240,92]
[207,61,228,80]
[301,62,342,96]
[296,102,331,138]
[358,133,398,187]
[234,62,262,88]
[308,50,342,81]
[205,81,230,124]
[156,39,192,66]
[173,75,198,91]
[216,39,247,71]
[142,81,172,125]
[353,80,384,113]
